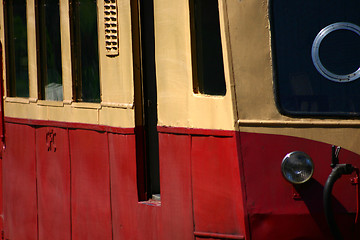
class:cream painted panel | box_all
[99,0,134,105]
[227,0,280,121]
[99,106,134,128]
[27,0,38,100]
[4,101,48,120]
[154,0,190,127]
[4,101,134,128]
[154,0,235,131]
[1,0,135,128]
[0,0,135,128]
[240,126,360,156]
[60,0,73,102]
[49,104,100,124]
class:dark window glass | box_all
[5,0,29,97]
[191,0,226,96]
[38,0,63,101]
[271,1,360,116]
[70,0,100,103]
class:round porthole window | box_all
[311,22,360,83]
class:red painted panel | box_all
[70,130,112,240]
[108,133,161,240]
[109,132,195,240]
[135,204,160,240]
[248,214,356,240]
[158,133,194,240]
[2,120,244,240]
[3,123,37,240]
[241,132,360,239]
[191,135,245,236]
[108,133,139,239]
[36,127,70,240]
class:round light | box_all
[281,151,314,184]
[311,22,360,83]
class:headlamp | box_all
[281,151,314,184]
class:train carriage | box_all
[0,0,359,239]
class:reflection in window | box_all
[5,0,29,97]
[271,0,360,116]
[38,0,63,101]
[70,0,100,103]
[191,0,226,96]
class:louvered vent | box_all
[104,0,119,56]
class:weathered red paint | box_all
[70,130,112,240]
[158,133,194,240]
[192,135,246,237]
[3,123,37,240]
[36,127,70,240]
[108,133,140,239]
[3,117,360,240]
[240,132,360,239]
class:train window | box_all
[70,0,100,103]
[37,0,63,101]
[190,0,226,96]
[4,0,29,98]
[271,1,360,117]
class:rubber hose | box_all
[323,164,354,240]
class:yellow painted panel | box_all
[27,0,38,99]
[4,100,135,128]
[99,0,134,105]
[99,106,134,128]
[226,0,279,121]
[4,101,47,120]
[60,0,73,102]
[240,125,360,156]
[154,0,235,130]
[1,0,135,128]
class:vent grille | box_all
[104,0,119,56]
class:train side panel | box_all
[36,127,70,240]
[3,123,37,240]
[239,131,360,239]
[2,120,248,240]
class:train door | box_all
[152,0,247,239]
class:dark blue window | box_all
[271,1,360,116]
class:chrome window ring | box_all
[311,22,360,83]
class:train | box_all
[0,0,359,239]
